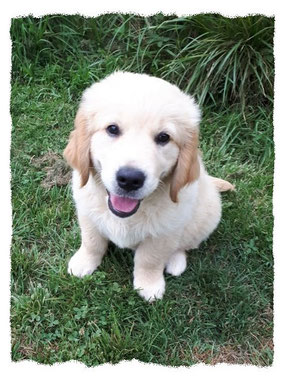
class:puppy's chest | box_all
[94,205,190,250]
[96,213,153,249]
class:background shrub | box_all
[11,14,274,108]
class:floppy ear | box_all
[63,109,93,187]
[170,130,200,203]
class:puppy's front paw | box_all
[68,246,101,278]
[166,251,187,276]
[134,276,165,302]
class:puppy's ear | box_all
[63,109,93,187]
[170,130,200,202]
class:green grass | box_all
[10,14,274,367]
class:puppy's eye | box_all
[155,132,170,145]
[106,125,120,136]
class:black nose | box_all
[116,167,146,192]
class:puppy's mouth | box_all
[107,192,141,218]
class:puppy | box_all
[64,71,234,302]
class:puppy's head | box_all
[64,72,201,217]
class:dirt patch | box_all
[191,338,273,366]
[31,151,72,189]
[174,337,273,366]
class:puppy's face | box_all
[90,111,180,217]
[64,72,201,218]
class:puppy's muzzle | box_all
[107,167,146,218]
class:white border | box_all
[2,1,282,380]
[4,0,276,17]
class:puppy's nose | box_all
[116,167,146,192]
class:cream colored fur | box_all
[64,71,233,302]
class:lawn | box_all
[10,14,274,366]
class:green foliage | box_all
[10,14,274,366]
[11,14,274,108]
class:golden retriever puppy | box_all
[64,71,233,302]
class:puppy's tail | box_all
[210,176,235,192]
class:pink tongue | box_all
[110,194,139,213]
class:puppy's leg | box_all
[166,251,187,276]
[68,214,108,277]
[133,237,178,302]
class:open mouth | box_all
[107,192,141,218]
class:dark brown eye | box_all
[155,132,170,145]
[106,125,120,136]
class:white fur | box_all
[66,72,223,302]
[68,246,101,277]
[166,251,187,276]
